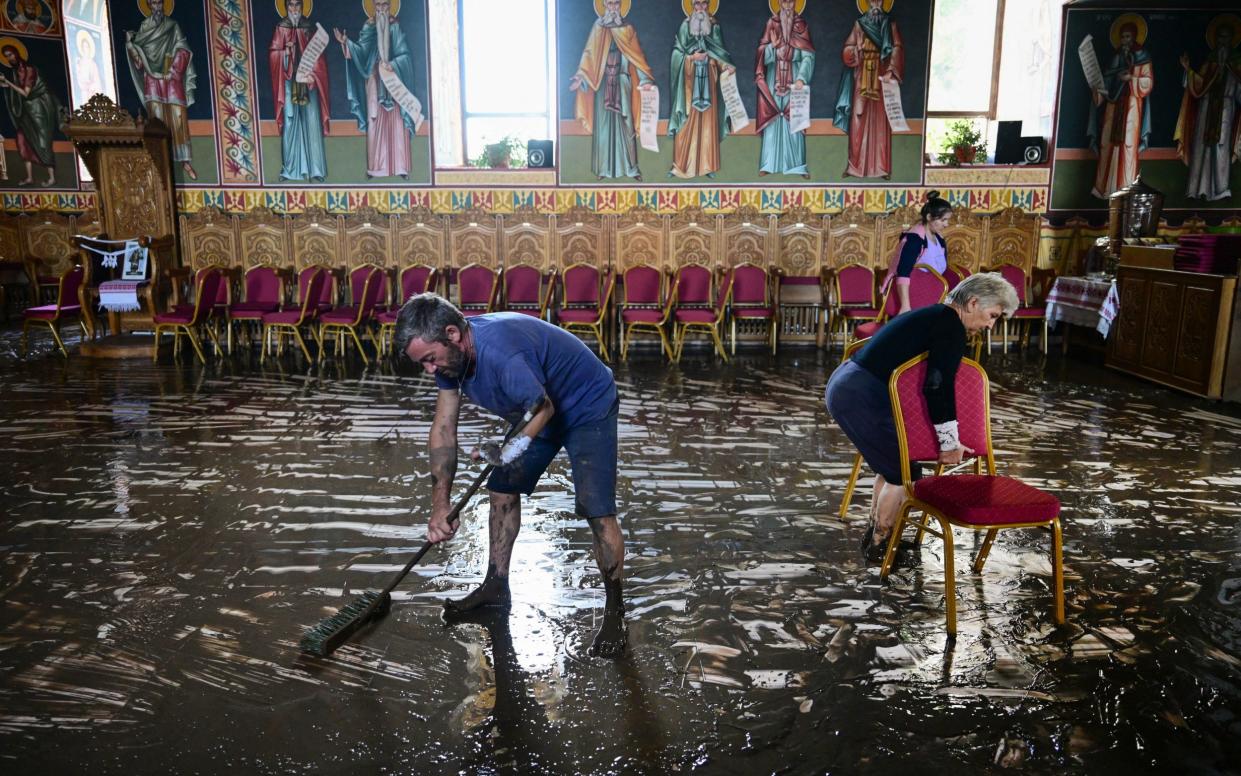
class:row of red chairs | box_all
[830,262,1051,353]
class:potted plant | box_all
[936,120,987,166]
[472,136,527,169]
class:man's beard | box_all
[152,9,165,22]
[599,9,623,27]
[436,343,469,381]
[689,11,712,37]
[780,8,793,41]
[288,12,302,24]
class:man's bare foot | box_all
[19,177,33,186]
[41,175,55,187]
[182,162,197,180]
[588,608,626,658]
[443,565,510,616]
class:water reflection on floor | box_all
[2,330,1241,773]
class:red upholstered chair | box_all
[832,263,880,348]
[729,262,776,355]
[997,263,1047,354]
[502,263,552,318]
[346,263,389,311]
[376,264,441,357]
[457,263,500,317]
[226,265,284,353]
[20,264,85,357]
[153,267,226,364]
[297,263,337,313]
[673,266,731,362]
[619,264,673,360]
[557,263,615,361]
[851,264,949,343]
[261,267,326,364]
[881,354,1065,637]
[319,265,384,365]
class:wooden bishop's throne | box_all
[62,95,179,357]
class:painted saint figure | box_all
[0,40,61,186]
[569,0,655,181]
[8,0,51,34]
[73,29,104,104]
[755,0,814,177]
[334,0,422,179]
[125,0,198,180]
[834,0,904,179]
[668,0,735,179]
[270,0,329,182]
[1175,15,1241,201]
[1088,15,1153,199]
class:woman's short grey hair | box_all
[945,272,1019,316]
[394,293,466,356]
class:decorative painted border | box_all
[0,187,1049,216]
[209,0,261,184]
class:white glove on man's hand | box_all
[477,434,531,466]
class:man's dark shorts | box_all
[487,400,619,518]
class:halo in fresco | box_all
[0,35,29,60]
[362,0,401,19]
[1206,13,1241,48]
[75,28,95,58]
[275,0,314,18]
[767,0,806,15]
[854,0,895,14]
[593,0,631,18]
[137,0,175,17]
[1109,13,1148,48]
[681,0,720,17]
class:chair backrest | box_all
[622,265,663,306]
[942,266,961,290]
[835,264,876,307]
[298,264,335,307]
[358,267,384,319]
[563,263,602,306]
[713,269,733,318]
[458,263,498,307]
[244,265,282,305]
[350,264,386,307]
[399,264,437,302]
[908,264,950,309]
[504,264,543,306]
[56,264,84,309]
[674,263,713,306]
[996,263,1029,306]
[889,355,993,486]
[291,268,326,324]
[188,269,225,326]
[731,263,768,306]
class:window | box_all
[927,0,1003,116]
[64,0,121,182]
[429,0,556,168]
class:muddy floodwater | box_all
[2,329,1241,774]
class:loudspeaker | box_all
[994,121,1046,165]
[527,140,554,168]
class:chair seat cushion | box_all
[375,310,399,324]
[1011,306,1045,319]
[558,308,600,323]
[841,307,880,319]
[853,321,883,339]
[674,308,717,323]
[263,309,309,324]
[733,306,773,318]
[153,311,194,324]
[320,307,362,324]
[23,304,80,320]
[622,308,664,323]
[914,474,1060,525]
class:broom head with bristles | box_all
[299,590,393,657]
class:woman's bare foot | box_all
[443,564,510,616]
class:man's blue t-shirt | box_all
[435,313,617,432]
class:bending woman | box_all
[825,272,1018,561]
[881,191,953,315]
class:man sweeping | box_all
[396,294,626,658]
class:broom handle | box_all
[378,399,544,599]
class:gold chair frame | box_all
[558,263,615,362]
[728,262,777,356]
[319,264,383,366]
[20,264,86,357]
[619,265,674,360]
[153,265,226,364]
[672,267,732,362]
[261,267,323,364]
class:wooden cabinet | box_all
[1107,266,1241,400]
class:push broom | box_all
[300,400,542,657]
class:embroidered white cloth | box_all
[99,280,144,312]
[1044,276,1119,338]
